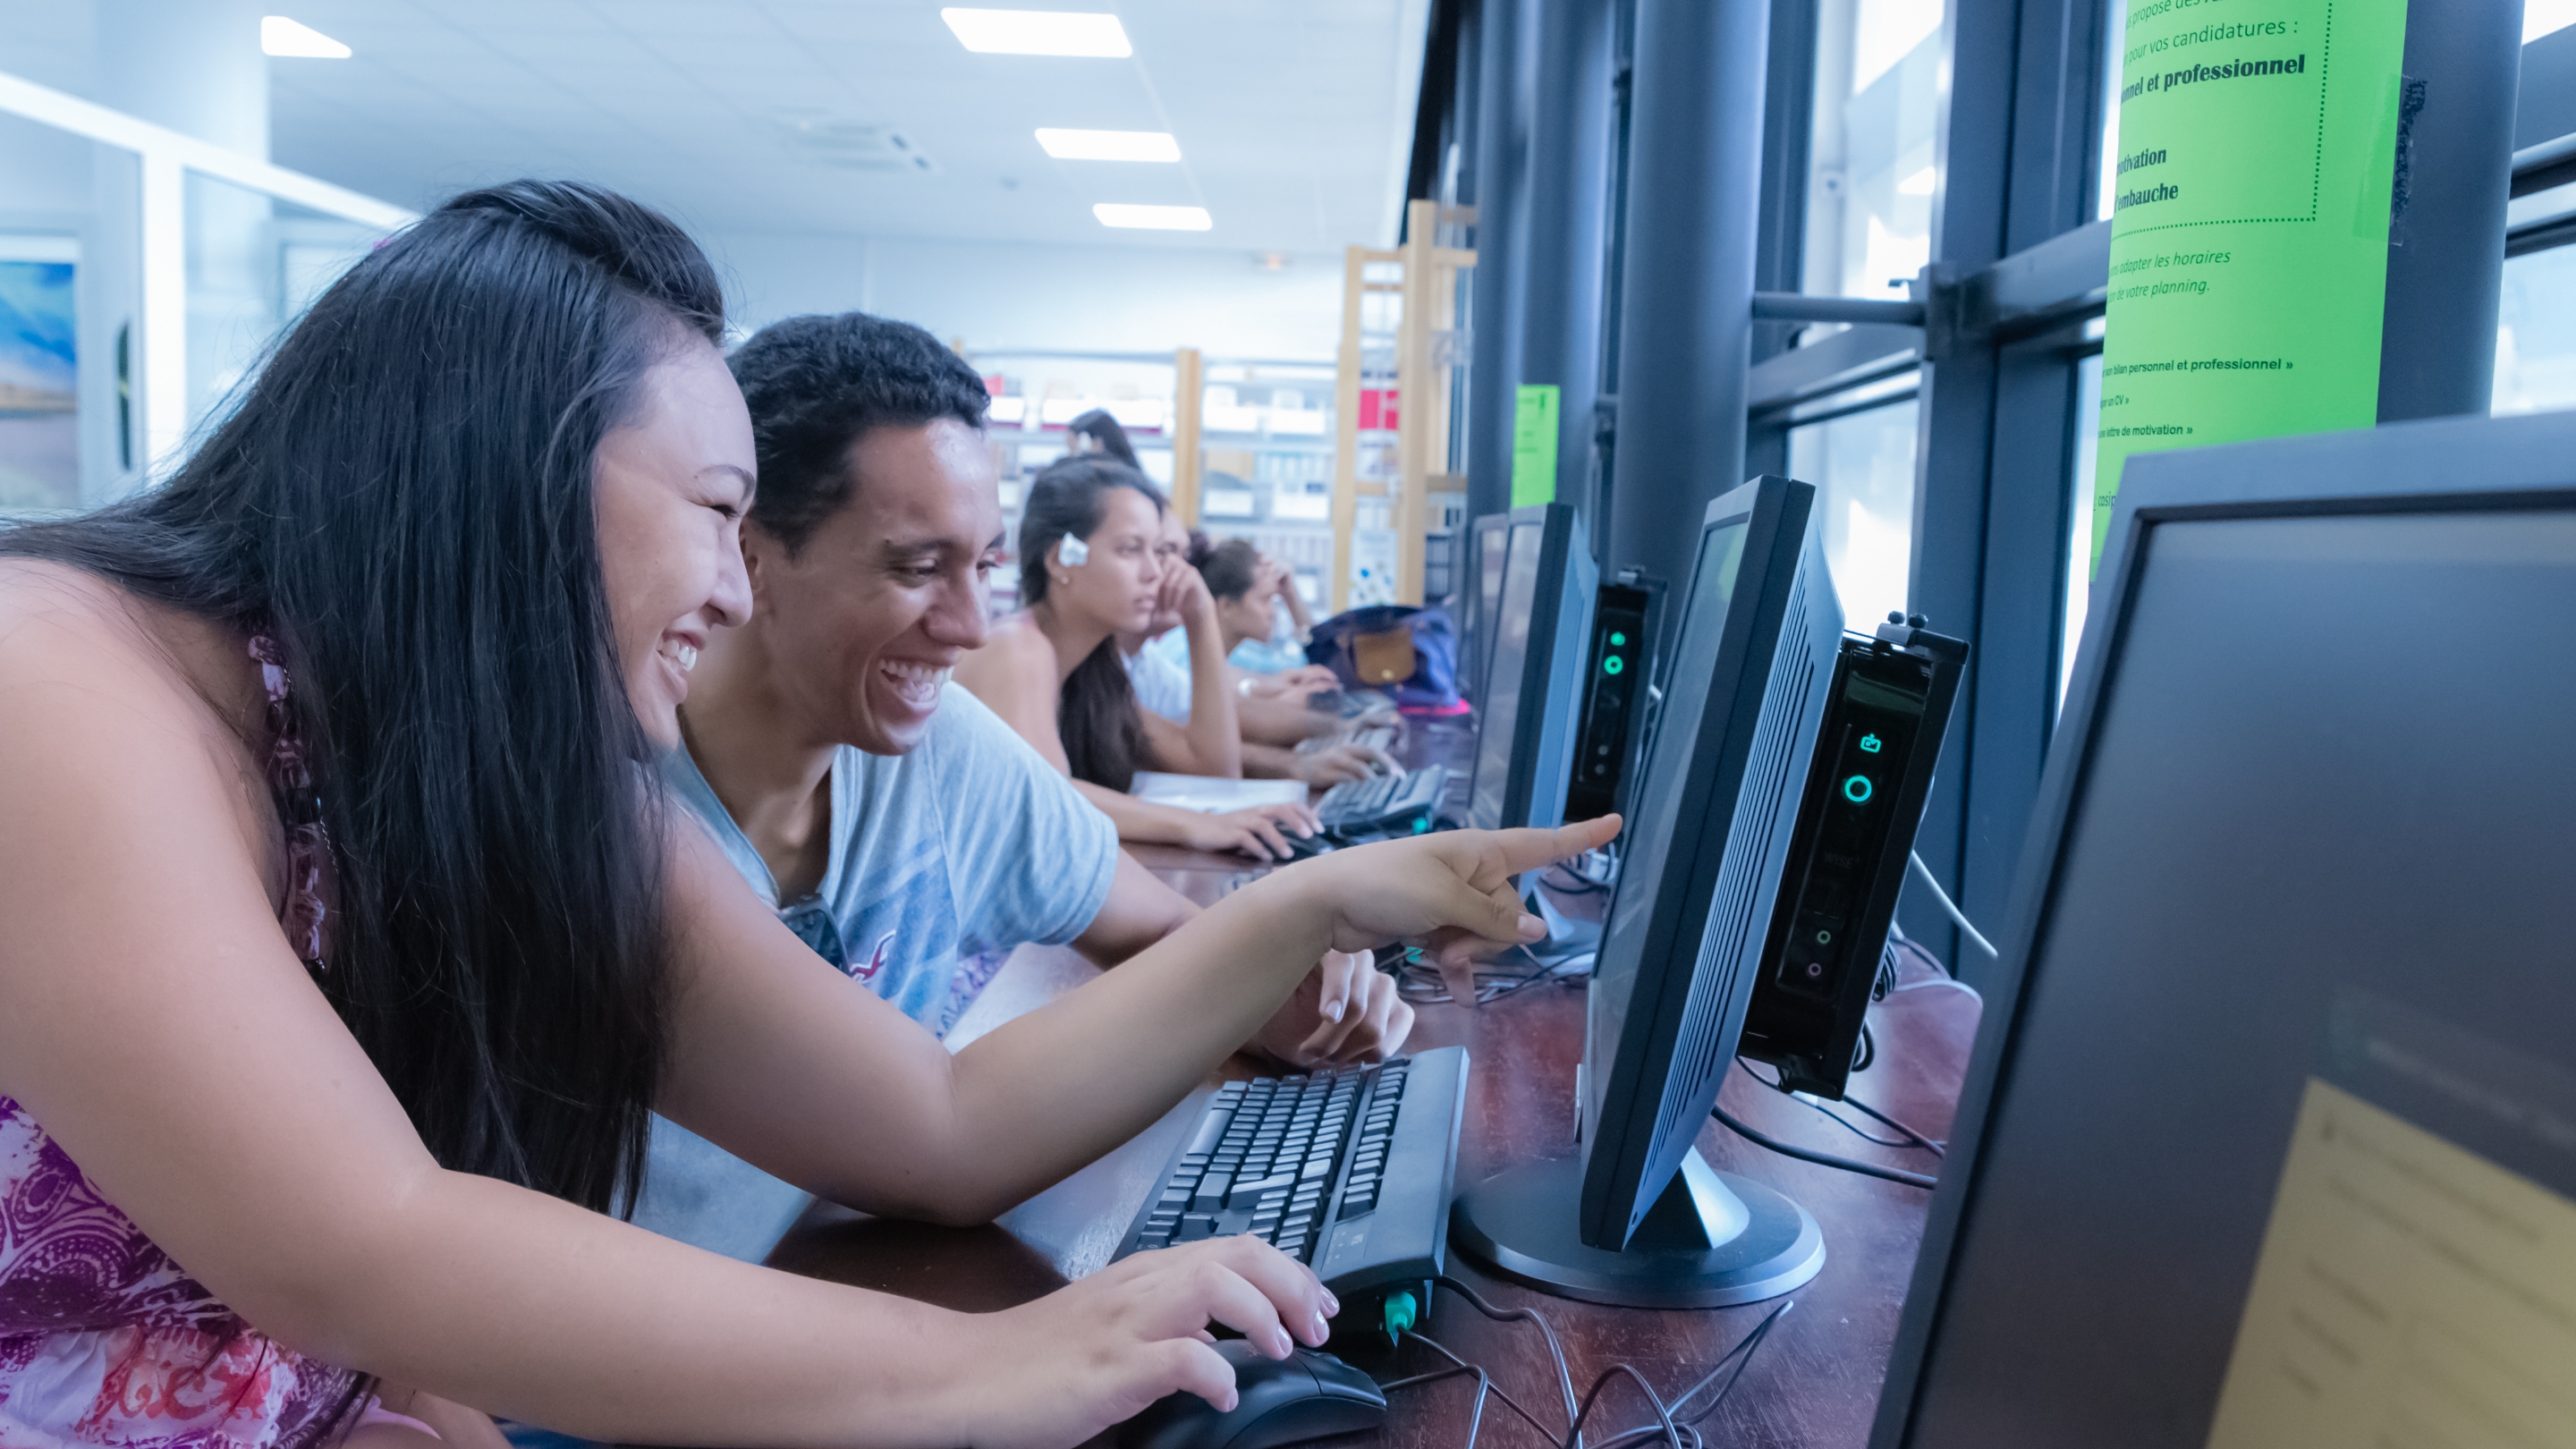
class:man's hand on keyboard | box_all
[1284,815,1625,968]
[1250,948,1414,1067]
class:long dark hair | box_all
[0,180,718,1216]
[1021,456,1163,792]
[1065,407,1140,468]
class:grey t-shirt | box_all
[632,683,1121,1261]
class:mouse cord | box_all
[1383,1295,1796,1449]
[1377,1350,1494,1449]
[1396,1335,1533,1449]
[1433,1276,1582,1436]
[1559,1365,1682,1449]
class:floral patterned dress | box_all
[0,637,363,1449]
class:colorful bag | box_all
[1306,606,1463,713]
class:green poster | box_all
[2091,0,2410,568]
[1512,383,1560,507]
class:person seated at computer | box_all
[959,457,1328,860]
[633,311,1413,1259]
[1189,538,1395,784]
[1066,405,1142,468]
[1121,513,1386,788]
[1194,538,1326,680]
[0,178,1618,1449]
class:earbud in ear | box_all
[1057,535,1090,568]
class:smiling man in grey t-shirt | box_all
[634,312,1412,1262]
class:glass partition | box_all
[0,75,407,516]
[1787,382,1920,626]
[1804,0,1947,301]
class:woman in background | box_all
[956,457,1321,860]
[1065,407,1141,469]
[0,178,1611,1449]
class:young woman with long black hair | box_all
[955,457,1324,860]
[0,179,1615,1449]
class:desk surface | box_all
[768,715,1981,1449]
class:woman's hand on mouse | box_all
[1183,801,1322,862]
[1261,816,1623,969]
[962,1234,1334,1448]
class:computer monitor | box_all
[1452,476,1843,1306]
[1462,513,1514,707]
[1868,408,2576,1448]
[1465,503,1597,832]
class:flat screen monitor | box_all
[1466,503,1597,832]
[1452,476,1843,1307]
[1870,408,2576,1448]
[1463,513,1513,706]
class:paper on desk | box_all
[1130,772,1309,813]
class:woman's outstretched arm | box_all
[657,807,1616,1228]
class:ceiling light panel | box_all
[1094,203,1212,231]
[262,15,351,57]
[941,9,1133,57]
[1036,129,1181,162]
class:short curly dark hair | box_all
[726,311,990,555]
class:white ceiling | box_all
[283,0,1426,254]
[7,1,1428,255]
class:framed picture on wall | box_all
[0,235,79,514]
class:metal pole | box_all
[1464,0,1531,528]
[1516,0,1615,524]
[2376,0,2520,421]
[1601,0,1772,605]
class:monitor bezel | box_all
[1465,512,1516,707]
[1466,502,1596,833]
[1867,407,2576,1447]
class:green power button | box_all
[1842,775,1874,803]
[1603,656,1624,674]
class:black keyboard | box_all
[1302,723,1400,756]
[1318,764,1450,837]
[1114,1047,1469,1297]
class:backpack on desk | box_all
[1306,605,1462,713]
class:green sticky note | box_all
[2091,0,2410,573]
[1512,384,1560,508]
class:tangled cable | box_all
[1377,1275,1795,1449]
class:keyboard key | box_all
[1179,1214,1217,1241]
[1193,1174,1232,1212]
[1228,1172,1297,1207]
[1185,1111,1233,1158]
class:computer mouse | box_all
[1116,1339,1388,1449]
[1277,830,1335,861]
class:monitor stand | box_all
[1450,1148,1824,1308]
[1522,886,1602,969]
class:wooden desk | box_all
[768,714,1980,1449]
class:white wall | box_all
[704,230,1346,362]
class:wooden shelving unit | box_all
[1332,197,1475,610]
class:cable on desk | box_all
[1842,1092,1945,1157]
[1377,1350,1494,1449]
[1735,1060,1923,1152]
[1401,1334,1547,1449]
[1433,1276,1583,1434]
[1651,1299,1795,1441]
[1711,1102,1939,1189]
[1381,1285,1796,1449]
